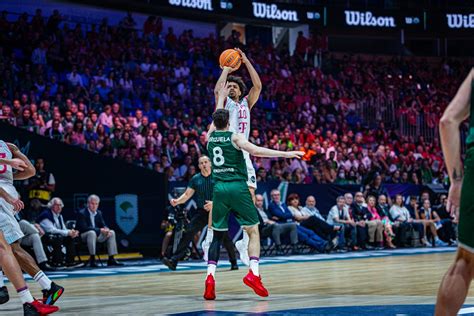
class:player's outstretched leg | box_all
[235,187,255,266]
[202,209,214,262]
[435,248,474,315]
[11,242,64,305]
[242,225,268,297]
[0,231,59,315]
[204,230,225,300]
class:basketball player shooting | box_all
[208,48,262,266]
[435,68,474,315]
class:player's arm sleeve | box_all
[233,134,288,158]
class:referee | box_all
[162,155,238,270]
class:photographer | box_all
[162,156,238,271]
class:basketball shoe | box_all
[243,270,269,297]
[23,299,59,315]
[42,282,64,305]
[0,286,9,304]
[203,274,216,300]
[235,239,249,266]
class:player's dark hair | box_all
[227,75,247,99]
[213,109,229,130]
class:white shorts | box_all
[244,152,257,189]
[0,185,23,244]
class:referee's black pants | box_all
[171,209,236,263]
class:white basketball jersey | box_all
[0,141,14,186]
[225,96,251,140]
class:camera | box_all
[168,187,187,225]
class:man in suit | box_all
[76,194,122,267]
[37,197,83,268]
[267,189,334,253]
[255,194,298,255]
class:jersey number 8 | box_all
[212,147,225,166]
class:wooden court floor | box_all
[1,250,473,315]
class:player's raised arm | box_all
[236,48,261,109]
[232,133,304,159]
[208,82,230,139]
[214,66,234,107]
[7,143,36,180]
[439,68,473,215]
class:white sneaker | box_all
[202,239,211,262]
[235,239,249,266]
[435,239,449,247]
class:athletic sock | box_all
[33,271,52,290]
[207,261,217,276]
[242,230,249,245]
[17,286,34,304]
[206,228,214,243]
[0,270,4,287]
[249,256,259,276]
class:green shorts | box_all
[459,146,474,252]
[212,181,259,231]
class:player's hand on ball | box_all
[234,48,248,64]
[285,151,305,159]
[221,66,236,73]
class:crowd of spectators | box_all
[0,9,471,186]
[255,188,456,253]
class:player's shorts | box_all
[211,180,259,231]
[459,145,474,252]
[0,185,24,244]
[243,151,257,189]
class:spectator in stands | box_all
[345,193,370,250]
[367,195,396,249]
[376,194,392,220]
[327,196,356,250]
[76,194,123,267]
[24,158,56,204]
[0,8,467,187]
[419,199,449,247]
[255,194,298,255]
[389,194,425,247]
[407,195,444,247]
[293,195,341,244]
[433,195,457,244]
[353,192,383,249]
[268,189,335,253]
[17,216,54,271]
[37,197,83,268]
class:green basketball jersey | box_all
[207,130,248,182]
[467,80,474,146]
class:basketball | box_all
[219,49,241,70]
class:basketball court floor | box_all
[1,247,473,315]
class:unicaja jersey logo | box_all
[345,10,396,27]
[168,0,213,11]
[115,194,139,235]
[446,14,474,28]
[252,2,299,22]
